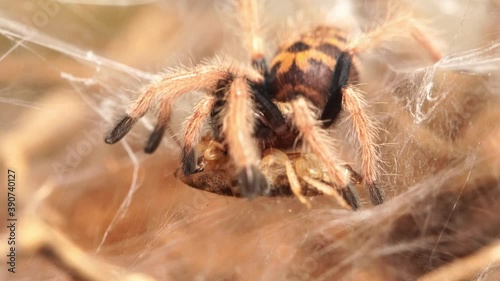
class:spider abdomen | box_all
[268,26,357,108]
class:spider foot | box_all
[367,182,384,206]
[181,148,197,175]
[144,123,166,153]
[339,183,360,210]
[237,165,270,199]
[105,115,138,144]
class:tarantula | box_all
[105,0,441,209]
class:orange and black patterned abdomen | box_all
[268,26,357,108]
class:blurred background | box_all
[0,0,499,280]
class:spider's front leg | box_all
[220,77,270,198]
[104,64,235,164]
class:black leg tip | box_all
[237,165,270,199]
[181,148,197,175]
[368,182,384,206]
[144,123,166,153]
[105,115,137,144]
[339,184,361,210]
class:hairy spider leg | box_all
[291,96,360,209]
[320,52,383,206]
[223,77,269,198]
[181,95,216,175]
[104,65,234,151]
[319,12,445,205]
[343,86,383,205]
[346,14,442,62]
[238,0,268,76]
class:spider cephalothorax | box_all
[105,0,441,209]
